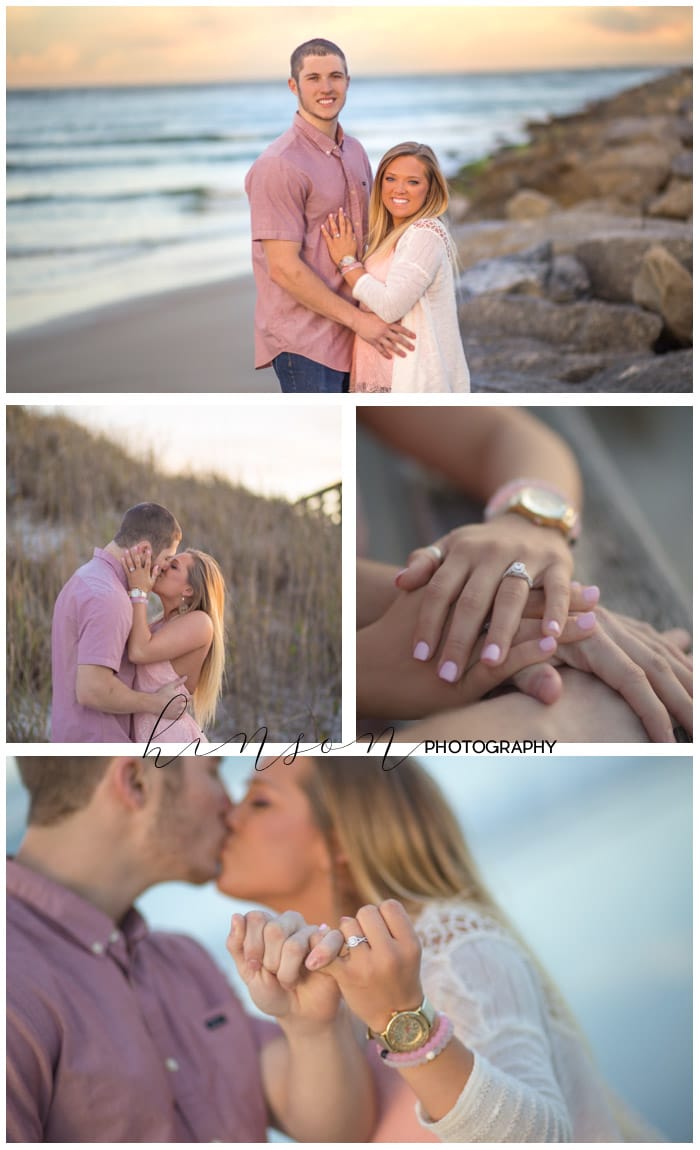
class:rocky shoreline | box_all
[449,68,692,391]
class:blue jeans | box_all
[272,353,349,394]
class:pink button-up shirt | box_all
[7,859,277,1142]
[51,547,135,742]
[246,113,372,371]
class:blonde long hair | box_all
[302,758,652,1140]
[181,548,226,728]
[365,142,454,264]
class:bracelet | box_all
[339,260,364,276]
[128,589,149,603]
[378,1012,454,1069]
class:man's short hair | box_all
[16,758,184,826]
[15,759,111,826]
[113,503,182,554]
[290,39,347,82]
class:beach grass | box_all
[7,407,341,743]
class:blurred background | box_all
[7,755,692,1140]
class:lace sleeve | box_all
[419,932,572,1142]
[351,221,449,322]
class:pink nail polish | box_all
[583,585,600,605]
[539,636,557,653]
[576,611,597,631]
[481,643,501,664]
[394,568,409,586]
[438,660,459,682]
[413,641,430,661]
[545,620,561,635]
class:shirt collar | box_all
[293,110,345,155]
[93,546,129,588]
[7,858,148,968]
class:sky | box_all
[40,404,341,502]
[6,6,692,88]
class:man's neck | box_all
[103,540,122,559]
[297,107,339,141]
[16,826,149,923]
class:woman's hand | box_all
[321,208,358,266]
[307,901,423,1035]
[553,606,692,743]
[397,517,578,680]
[120,545,158,593]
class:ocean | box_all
[6,756,692,1140]
[7,66,665,331]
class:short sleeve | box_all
[76,590,131,672]
[352,225,448,321]
[247,156,309,244]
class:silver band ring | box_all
[128,566,136,572]
[425,544,444,564]
[333,232,341,238]
[501,561,534,589]
[339,933,370,959]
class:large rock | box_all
[576,143,673,204]
[459,295,662,352]
[585,350,693,391]
[505,188,556,220]
[574,234,692,303]
[458,244,550,297]
[603,115,687,146]
[647,179,693,220]
[632,245,693,344]
[546,254,591,302]
[671,151,693,180]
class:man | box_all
[7,758,373,1142]
[246,38,414,393]
[51,502,185,742]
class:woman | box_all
[220,757,655,1141]
[121,546,226,741]
[321,142,469,392]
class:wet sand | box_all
[6,274,278,393]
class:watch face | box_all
[386,1011,430,1052]
[521,487,564,517]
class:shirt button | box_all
[165,1058,180,1073]
[109,930,121,944]
[91,942,104,955]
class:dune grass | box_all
[7,407,341,743]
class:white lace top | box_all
[412,901,625,1142]
[352,219,470,393]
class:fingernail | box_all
[539,636,557,653]
[545,620,561,636]
[576,612,597,631]
[319,923,329,931]
[305,955,322,970]
[438,660,459,682]
[481,643,501,664]
[413,641,430,661]
[394,567,409,586]
[583,585,600,605]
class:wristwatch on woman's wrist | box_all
[337,255,359,272]
[488,484,580,543]
[367,996,436,1052]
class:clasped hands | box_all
[227,901,423,1038]
[358,516,692,743]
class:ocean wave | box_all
[7,130,265,150]
[7,186,243,209]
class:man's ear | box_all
[109,758,152,811]
[288,76,298,97]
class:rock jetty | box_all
[449,68,692,391]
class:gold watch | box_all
[368,996,436,1053]
[499,485,579,541]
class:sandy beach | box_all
[7,274,276,393]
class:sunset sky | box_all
[6,6,692,88]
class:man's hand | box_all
[227,911,344,1032]
[354,311,415,360]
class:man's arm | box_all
[75,664,184,716]
[7,1001,53,1141]
[263,239,414,359]
[227,911,375,1142]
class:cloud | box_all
[582,6,692,36]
